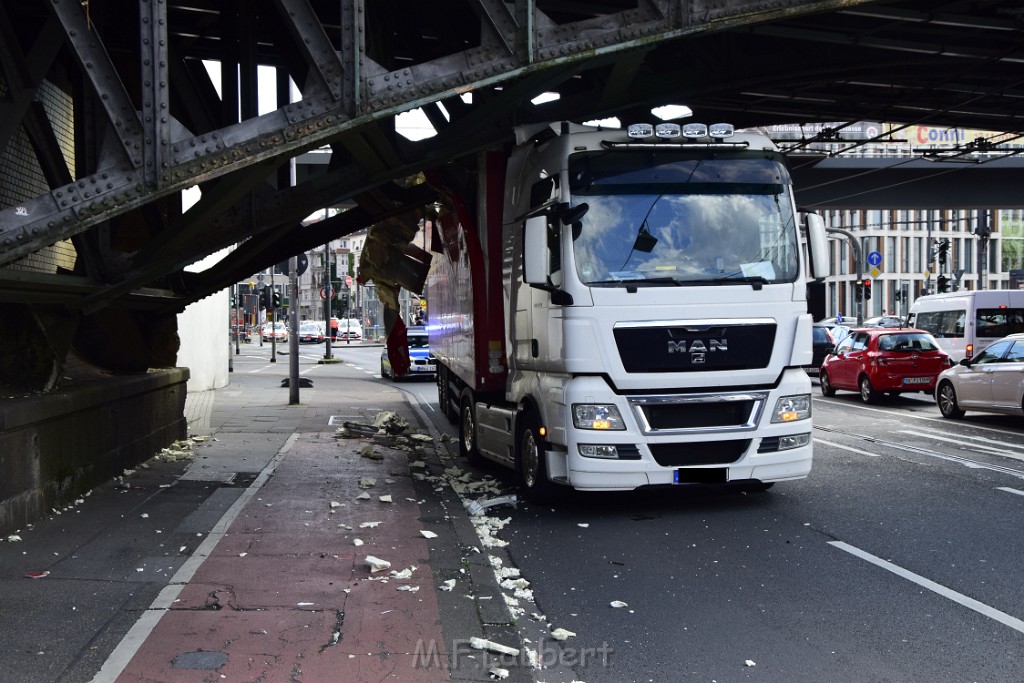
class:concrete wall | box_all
[0,369,189,535]
[176,245,232,392]
[177,288,230,392]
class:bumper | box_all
[550,370,814,491]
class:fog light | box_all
[579,444,620,459]
[778,433,811,450]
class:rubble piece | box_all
[439,579,456,592]
[358,477,377,489]
[359,521,382,528]
[550,628,576,641]
[420,530,438,539]
[410,433,433,442]
[372,411,410,434]
[745,660,757,667]
[25,571,49,579]
[466,495,518,516]
[361,445,384,461]
[353,539,364,547]
[355,492,371,501]
[340,421,381,437]
[397,585,420,592]
[330,501,342,508]
[409,460,427,468]
[365,556,392,573]
[469,637,519,657]
[488,668,510,680]
[390,567,416,580]
[610,600,628,608]
[379,495,393,503]
[6,535,22,542]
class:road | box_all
[332,343,1024,683]
[19,339,1015,683]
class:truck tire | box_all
[516,413,558,503]
[459,389,484,465]
[437,367,457,424]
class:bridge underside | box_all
[1,0,1023,390]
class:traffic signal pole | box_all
[827,227,864,326]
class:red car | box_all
[819,328,950,403]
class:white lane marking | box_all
[815,398,1023,438]
[829,541,1024,635]
[997,487,1024,498]
[815,437,881,457]
[898,429,1024,461]
[250,365,276,373]
[90,433,299,683]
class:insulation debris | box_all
[365,556,391,573]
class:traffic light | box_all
[937,275,950,293]
[272,290,282,308]
[863,279,872,299]
[855,280,863,301]
[261,286,271,309]
[937,239,950,266]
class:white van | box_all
[906,290,1024,362]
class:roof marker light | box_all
[627,123,654,138]
[709,123,735,138]
[655,123,681,138]
[682,123,708,138]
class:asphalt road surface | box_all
[362,342,1024,683]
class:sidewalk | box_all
[86,374,538,682]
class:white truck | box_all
[425,121,829,500]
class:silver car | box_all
[935,333,1024,419]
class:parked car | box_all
[297,321,325,343]
[380,326,435,379]
[806,324,834,376]
[829,324,856,346]
[262,322,288,342]
[819,328,949,403]
[863,315,905,328]
[935,333,1024,419]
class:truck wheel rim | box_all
[462,405,475,452]
[522,431,539,487]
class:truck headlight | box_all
[572,404,626,430]
[771,394,811,423]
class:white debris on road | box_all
[420,530,438,539]
[469,637,519,656]
[610,600,628,608]
[365,556,391,573]
[550,628,576,641]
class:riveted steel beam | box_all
[2,0,869,274]
[47,0,143,169]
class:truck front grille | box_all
[613,320,776,373]
[629,392,768,435]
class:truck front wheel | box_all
[517,413,557,503]
[459,390,484,465]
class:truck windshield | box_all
[568,153,799,286]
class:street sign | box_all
[320,286,335,300]
[867,251,882,267]
[345,275,353,286]
[870,267,880,279]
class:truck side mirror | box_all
[804,212,829,280]
[523,215,573,305]
[523,216,548,285]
